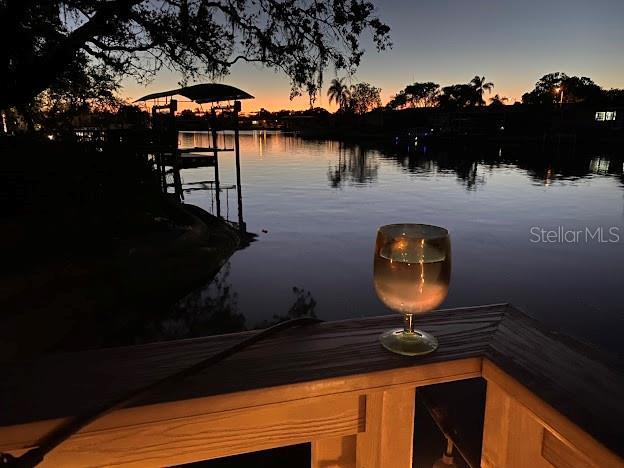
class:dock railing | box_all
[1,304,622,467]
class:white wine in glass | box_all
[374,224,451,355]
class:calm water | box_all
[179,131,624,355]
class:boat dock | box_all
[136,84,254,232]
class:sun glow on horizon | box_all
[121,82,527,113]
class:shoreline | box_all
[0,200,245,362]
[294,127,624,146]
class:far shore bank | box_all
[239,103,624,148]
[291,127,624,157]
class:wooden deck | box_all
[1,304,622,467]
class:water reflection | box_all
[181,132,623,354]
[168,265,318,338]
[178,130,235,149]
[215,131,624,189]
[249,130,302,158]
[589,157,611,175]
[148,265,245,341]
[322,138,623,191]
[516,155,621,186]
[328,144,379,188]
[381,142,623,187]
[453,160,485,190]
[255,287,317,328]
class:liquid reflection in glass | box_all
[374,224,451,355]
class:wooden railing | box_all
[1,304,622,467]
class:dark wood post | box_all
[170,100,184,201]
[233,101,245,232]
[211,109,221,218]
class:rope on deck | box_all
[1,317,322,468]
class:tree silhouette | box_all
[470,76,494,106]
[386,91,408,110]
[437,84,480,109]
[387,82,439,109]
[489,94,508,107]
[404,82,440,107]
[522,73,603,105]
[603,88,624,106]
[522,72,567,105]
[348,82,382,114]
[0,1,390,111]
[327,78,352,111]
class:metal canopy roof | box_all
[134,83,254,104]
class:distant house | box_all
[594,110,616,122]
[593,109,621,130]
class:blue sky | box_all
[123,0,624,112]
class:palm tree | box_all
[327,78,351,110]
[470,75,494,106]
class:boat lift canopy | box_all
[136,83,250,232]
[135,84,254,104]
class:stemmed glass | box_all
[373,224,451,356]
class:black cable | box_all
[1,317,322,467]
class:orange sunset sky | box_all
[122,0,624,114]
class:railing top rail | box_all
[2,303,622,458]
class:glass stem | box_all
[403,313,415,334]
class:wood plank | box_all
[311,435,357,468]
[483,361,624,468]
[120,304,504,408]
[38,393,364,468]
[484,306,624,461]
[1,304,504,427]
[481,380,551,468]
[0,331,255,426]
[1,358,481,453]
[356,388,415,468]
[481,379,510,468]
[542,429,596,468]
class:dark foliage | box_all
[348,82,382,114]
[437,84,481,110]
[0,0,390,111]
[522,73,605,106]
[388,82,440,109]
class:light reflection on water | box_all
[180,131,624,354]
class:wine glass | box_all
[373,224,451,356]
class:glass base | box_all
[379,328,439,356]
